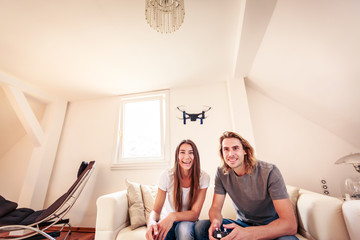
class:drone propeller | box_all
[202,105,212,112]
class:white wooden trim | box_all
[111,161,170,170]
[3,85,44,146]
[0,70,54,103]
[112,90,170,169]
[18,100,68,209]
[0,70,68,210]
[226,77,256,148]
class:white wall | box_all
[0,135,33,201]
[3,80,359,228]
[44,82,232,227]
[227,77,256,147]
[246,85,360,197]
[169,83,232,181]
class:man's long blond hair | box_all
[219,131,257,174]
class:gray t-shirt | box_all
[215,160,289,225]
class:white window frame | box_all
[111,90,170,170]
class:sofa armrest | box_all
[342,200,360,240]
[297,191,350,240]
[95,190,129,240]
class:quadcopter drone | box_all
[177,105,212,125]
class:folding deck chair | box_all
[0,161,95,240]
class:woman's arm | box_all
[153,188,209,240]
[167,187,208,222]
[148,188,166,224]
[146,188,166,240]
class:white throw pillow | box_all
[125,179,146,230]
[140,184,158,226]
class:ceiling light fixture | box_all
[335,153,360,173]
[335,153,360,200]
[145,0,185,34]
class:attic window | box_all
[112,90,170,169]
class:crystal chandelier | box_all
[145,0,185,34]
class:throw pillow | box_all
[125,179,146,230]
[140,184,158,226]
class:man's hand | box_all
[221,223,254,240]
[208,219,221,240]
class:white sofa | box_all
[95,185,358,240]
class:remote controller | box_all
[213,227,229,239]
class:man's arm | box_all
[223,198,297,240]
[208,193,226,240]
[264,198,298,236]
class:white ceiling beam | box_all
[0,70,54,103]
[18,100,68,209]
[233,0,277,78]
[3,85,44,146]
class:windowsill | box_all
[111,160,170,170]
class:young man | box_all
[195,131,298,240]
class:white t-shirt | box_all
[158,169,210,218]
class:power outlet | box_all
[320,179,330,195]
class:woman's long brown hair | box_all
[173,139,201,212]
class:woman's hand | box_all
[146,223,159,240]
[155,213,175,240]
[146,190,166,240]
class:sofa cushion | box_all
[125,179,146,230]
[140,184,157,226]
[116,226,147,240]
[297,191,350,240]
[0,208,34,226]
[342,200,360,240]
[20,209,44,225]
[0,195,18,218]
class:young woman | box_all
[145,139,210,240]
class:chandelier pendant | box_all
[145,0,185,34]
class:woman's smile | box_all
[178,143,194,170]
